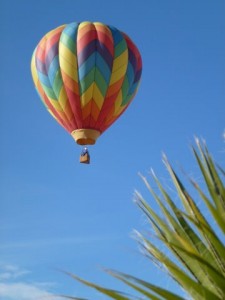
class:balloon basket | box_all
[80,153,90,164]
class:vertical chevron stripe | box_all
[31,21,142,142]
[31,50,73,132]
[94,25,128,131]
[59,22,83,129]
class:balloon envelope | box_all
[31,21,142,145]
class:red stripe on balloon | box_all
[77,26,97,55]
[95,29,114,57]
[63,88,83,129]
[45,31,61,55]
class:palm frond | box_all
[62,271,135,300]
[62,139,225,300]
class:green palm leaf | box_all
[62,139,225,300]
[62,271,135,300]
[106,269,185,300]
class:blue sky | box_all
[0,0,224,299]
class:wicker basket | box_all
[80,153,90,164]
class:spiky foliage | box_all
[61,139,225,300]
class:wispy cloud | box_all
[0,234,123,250]
[0,264,30,280]
[0,282,59,300]
[0,264,63,300]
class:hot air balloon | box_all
[31,21,142,164]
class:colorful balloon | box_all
[31,21,142,146]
